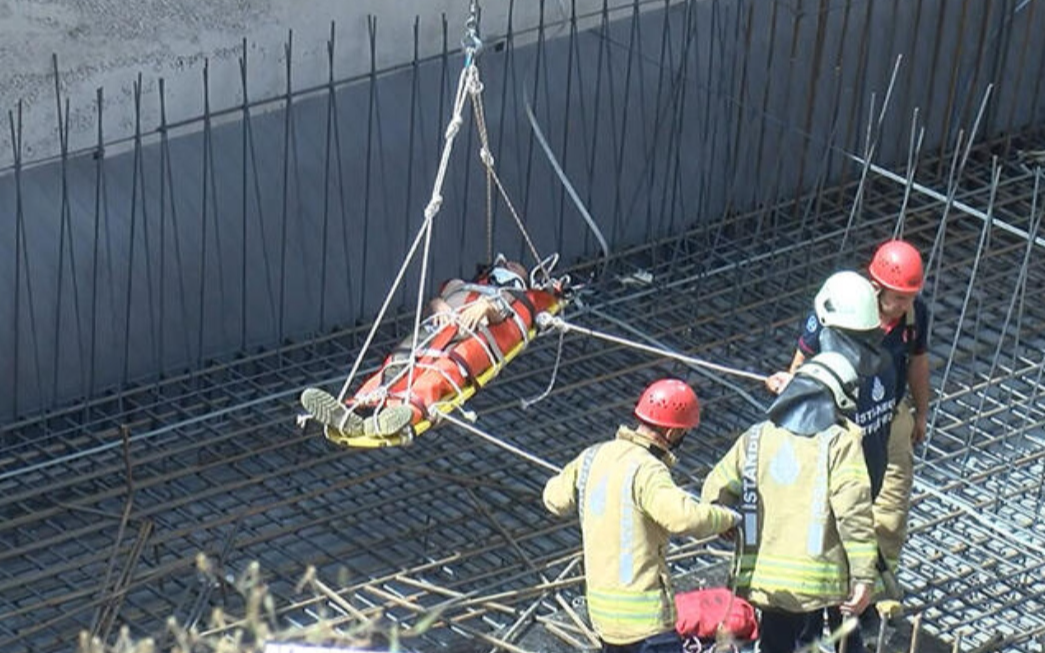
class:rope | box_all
[538,313,767,383]
[436,410,562,473]
[519,326,566,409]
[524,98,610,262]
[336,62,474,402]
[468,69,553,286]
[337,11,556,409]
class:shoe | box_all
[300,388,364,435]
[363,405,415,437]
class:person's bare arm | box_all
[765,349,806,394]
[907,352,931,444]
[788,348,807,373]
[455,298,501,331]
[429,280,465,327]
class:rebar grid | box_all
[1,135,1044,652]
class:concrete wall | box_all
[0,0,667,166]
[2,0,1044,422]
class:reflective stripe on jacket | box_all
[701,420,877,613]
[543,426,736,645]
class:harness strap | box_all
[506,288,536,320]
[446,349,478,386]
[475,323,506,367]
[504,289,535,345]
[391,361,468,406]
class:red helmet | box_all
[868,240,924,293]
[634,379,700,429]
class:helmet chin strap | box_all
[666,427,688,451]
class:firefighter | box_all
[765,257,928,650]
[779,243,930,513]
[867,240,932,447]
[769,241,931,445]
[703,351,878,653]
[543,379,740,653]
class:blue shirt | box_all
[797,314,897,498]
[880,297,930,400]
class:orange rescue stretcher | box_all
[324,284,566,448]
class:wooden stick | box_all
[553,593,600,647]
[307,568,370,623]
[909,612,923,653]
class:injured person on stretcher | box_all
[300,256,566,447]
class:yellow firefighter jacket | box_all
[543,426,737,645]
[701,419,877,613]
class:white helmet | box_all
[814,271,879,332]
[796,351,859,411]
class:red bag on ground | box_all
[675,588,759,641]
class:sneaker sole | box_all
[300,388,363,432]
[363,405,415,437]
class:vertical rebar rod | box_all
[631,0,658,244]
[1027,4,1045,129]
[240,38,250,348]
[556,1,578,248]
[893,108,926,238]
[240,41,280,340]
[319,25,336,328]
[747,0,776,214]
[936,0,971,178]
[927,160,1002,461]
[198,60,213,367]
[837,0,875,197]
[90,89,105,397]
[8,102,44,416]
[493,1,515,267]
[369,17,394,294]
[967,177,1042,472]
[331,25,355,325]
[838,55,903,253]
[983,0,1013,137]
[157,78,195,371]
[664,0,697,237]
[359,22,379,316]
[52,55,83,407]
[404,19,421,262]
[278,33,294,338]
[124,75,158,386]
[818,0,853,223]
[531,0,556,263]
[954,1,992,139]
[457,13,478,261]
[791,0,831,219]
[895,0,926,160]
[518,0,549,254]
[694,0,719,239]
[585,0,609,255]
[1001,0,1036,150]
[729,0,755,207]
[609,0,638,247]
